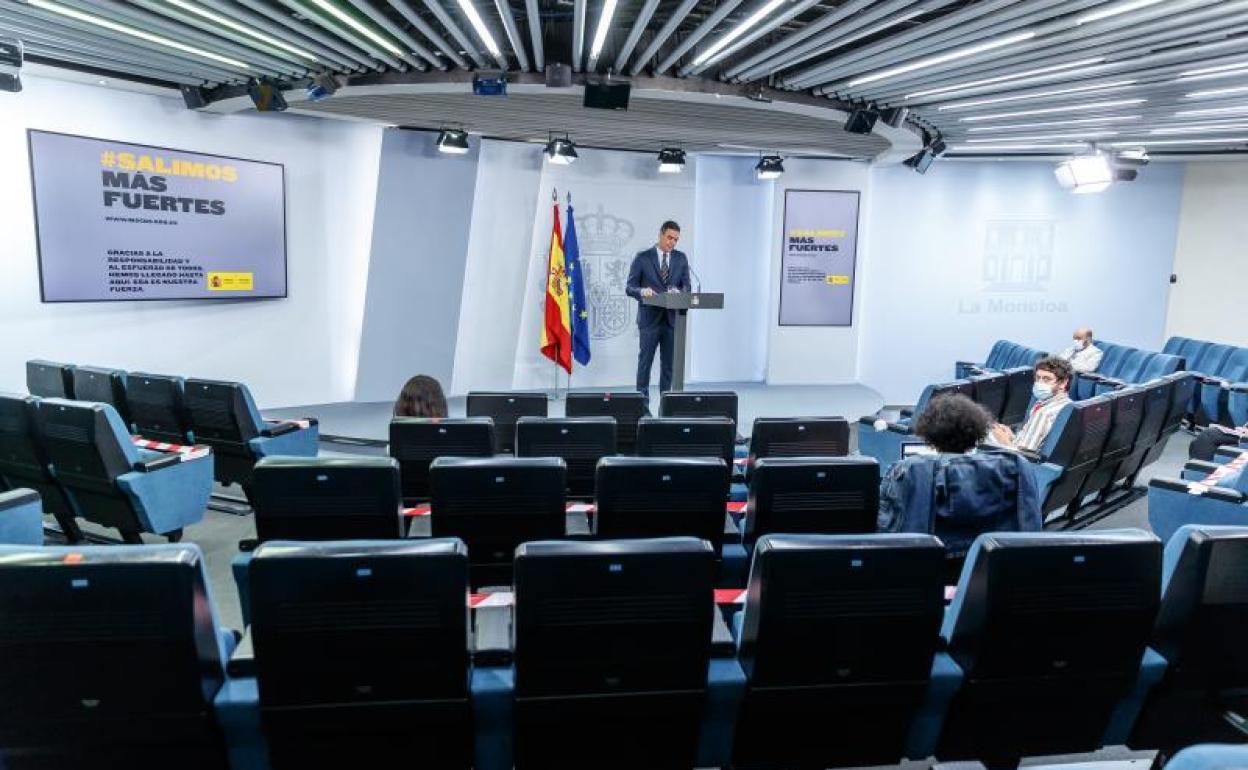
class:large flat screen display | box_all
[28,130,287,302]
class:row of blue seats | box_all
[24,360,320,499]
[861,373,1197,522]
[1149,441,1248,541]
[0,395,213,541]
[1163,336,1248,426]
[2,526,1244,769]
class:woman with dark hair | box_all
[878,394,1042,579]
[393,375,448,419]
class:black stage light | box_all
[545,134,578,164]
[755,155,784,180]
[437,127,471,155]
[248,80,288,112]
[657,147,686,173]
[0,37,23,93]
[844,107,879,134]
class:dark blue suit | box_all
[626,246,691,403]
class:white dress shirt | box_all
[1060,342,1104,373]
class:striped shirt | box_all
[1013,392,1071,453]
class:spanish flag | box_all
[540,202,573,373]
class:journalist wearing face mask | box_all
[989,356,1074,453]
[1059,326,1104,374]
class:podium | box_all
[640,291,725,391]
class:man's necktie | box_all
[660,252,670,284]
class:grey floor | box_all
[91,384,1191,637]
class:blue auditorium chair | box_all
[0,487,43,544]
[126,372,193,444]
[934,530,1162,766]
[466,391,547,454]
[0,543,231,769]
[956,340,1045,379]
[25,358,75,399]
[594,455,733,561]
[508,537,731,770]
[744,416,850,469]
[1027,396,1112,518]
[388,417,495,503]
[240,539,472,769]
[565,391,647,453]
[72,365,131,429]
[1147,458,1248,544]
[636,415,737,469]
[1079,386,1145,498]
[998,365,1037,426]
[184,378,318,501]
[36,398,212,542]
[659,390,739,426]
[968,371,1008,421]
[730,534,950,769]
[0,393,83,541]
[1165,744,1248,770]
[1229,384,1248,427]
[742,457,879,545]
[1161,336,1189,356]
[515,416,617,498]
[429,456,566,588]
[1123,526,1248,756]
[858,380,973,473]
[1195,347,1248,426]
[1132,373,1200,476]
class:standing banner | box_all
[779,189,860,326]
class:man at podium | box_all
[625,220,691,407]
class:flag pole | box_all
[564,189,573,402]
[550,186,560,403]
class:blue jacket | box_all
[625,246,691,329]
[878,448,1043,559]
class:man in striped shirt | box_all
[990,356,1073,453]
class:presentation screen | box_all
[28,130,287,302]
[779,189,860,326]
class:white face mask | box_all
[1073,338,1087,350]
[1033,383,1056,402]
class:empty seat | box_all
[1147,454,1248,544]
[512,537,715,769]
[1195,347,1248,426]
[250,456,403,542]
[659,391,738,428]
[969,371,1008,421]
[565,391,647,453]
[515,416,616,499]
[1028,396,1112,517]
[25,359,74,399]
[743,457,879,545]
[72,366,131,428]
[0,393,82,540]
[466,391,547,454]
[126,372,192,444]
[731,534,947,769]
[1129,526,1248,755]
[937,530,1162,765]
[0,543,229,769]
[745,417,850,469]
[1117,378,1175,484]
[0,487,43,545]
[184,378,318,499]
[428,456,565,587]
[594,456,728,556]
[37,398,212,542]
[1081,386,1146,497]
[388,417,495,502]
[248,539,472,768]
[636,416,736,470]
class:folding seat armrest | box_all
[237,537,259,552]
[0,488,39,509]
[134,453,182,472]
[1151,476,1246,504]
[1214,446,1246,462]
[1014,448,1043,463]
[260,421,300,438]
[227,628,255,678]
[1184,460,1220,476]
[473,604,513,667]
[1194,373,1226,385]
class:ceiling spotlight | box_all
[657,147,686,174]
[1113,148,1149,182]
[545,135,578,165]
[436,127,470,155]
[1055,152,1113,194]
[755,155,784,180]
[0,37,22,93]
